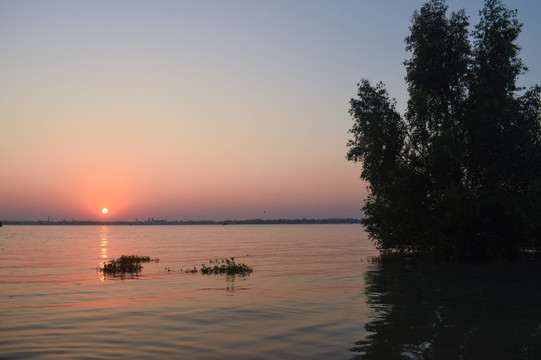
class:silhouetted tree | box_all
[347,0,541,260]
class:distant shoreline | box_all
[0,218,362,226]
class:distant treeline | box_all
[1,218,362,226]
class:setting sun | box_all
[101,208,108,215]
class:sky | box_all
[1,0,540,221]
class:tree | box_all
[347,0,541,260]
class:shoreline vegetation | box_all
[346,0,541,261]
[0,218,361,226]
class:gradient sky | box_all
[1,0,540,221]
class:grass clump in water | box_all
[99,255,159,275]
[185,257,253,275]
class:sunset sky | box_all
[1,0,540,221]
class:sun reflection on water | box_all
[98,226,109,282]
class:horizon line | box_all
[1,217,362,226]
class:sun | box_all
[101,208,109,215]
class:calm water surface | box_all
[355,259,541,359]
[0,224,376,359]
[2,225,541,359]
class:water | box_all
[0,224,376,359]
[2,225,541,359]
[354,259,541,360]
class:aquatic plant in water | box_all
[185,257,253,275]
[99,255,159,275]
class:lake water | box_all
[0,224,377,359]
[1,225,541,359]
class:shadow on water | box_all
[352,259,541,359]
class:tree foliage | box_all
[347,0,541,261]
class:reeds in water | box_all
[185,257,253,275]
[99,255,159,275]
